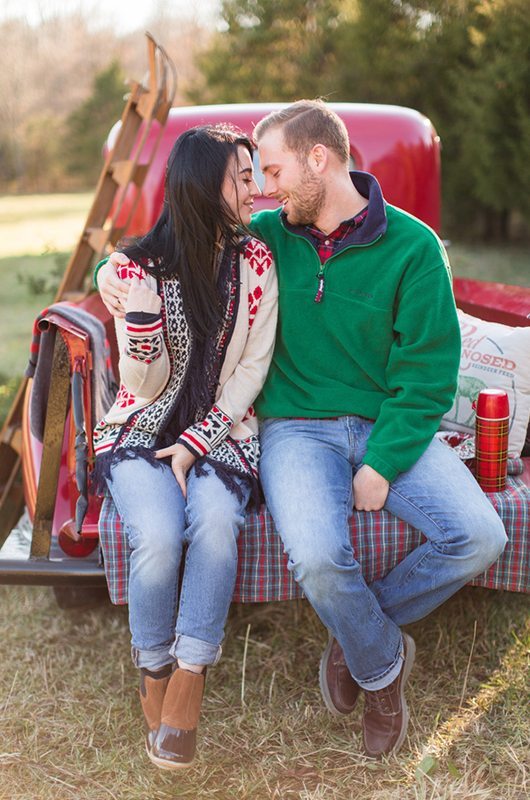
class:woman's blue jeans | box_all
[107,459,250,671]
[259,417,507,691]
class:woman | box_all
[93,125,277,769]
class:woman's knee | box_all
[188,498,245,535]
[185,495,243,558]
[126,511,182,558]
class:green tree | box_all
[191,0,529,241]
[0,134,19,186]
[23,115,66,192]
[64,60,126,185]
[188,0,343,102]
[449,0,530,238]
[332,0,424,105]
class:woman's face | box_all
[221,145,260,225]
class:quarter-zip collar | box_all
[280,171,387,248]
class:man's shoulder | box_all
[386,204,442,245]
[249,208,283,237]
[386,204,448,261]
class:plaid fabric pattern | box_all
[99,471,529,605]
[285,208,369,264]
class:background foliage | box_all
[0,0,529,241]
[190,0,530,240]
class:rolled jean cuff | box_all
[170,633,222,666]
[355,637,404,692]
[131,644,175,671]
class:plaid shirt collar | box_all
[305,207,369,264]
[280,205,369,265]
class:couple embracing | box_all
[93,100,506,768]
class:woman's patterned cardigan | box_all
[93,237,277,495]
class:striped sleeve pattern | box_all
[124,312,163,364]
[177,405,234,457]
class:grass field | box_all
[0,194,529,800]
[0,586,528,800]
[0,193,92,421]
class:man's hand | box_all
[353,464,390,511]
[125,277,161,316]
[154,443,197,498]
[97,253,131,318]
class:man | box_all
[96,101,507,758]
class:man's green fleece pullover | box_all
[250,172,461,483]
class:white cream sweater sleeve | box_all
[114,268,170,402]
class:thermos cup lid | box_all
[475,388,509,419]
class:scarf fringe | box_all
[91,445,168,495]
[93,446,260,510]
[194,456,259,509]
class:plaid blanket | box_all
[99,470,530,604]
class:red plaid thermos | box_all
[474,389,509,492]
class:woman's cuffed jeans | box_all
[107,459,250,671]
[259,417,507,691]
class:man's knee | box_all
[458,509,507,572]
[478,514,507,565]
[290,545,356,601]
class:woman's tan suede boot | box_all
[139,665,173,755]
[149,667,205,769]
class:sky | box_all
[0,0,221,34]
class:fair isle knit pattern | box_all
[93,237,276,485]
[92,266,192,457]
[124,317,164,363]
[178,405,234,457]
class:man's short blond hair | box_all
[254,100,350,164]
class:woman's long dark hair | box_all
[121,124,254,341]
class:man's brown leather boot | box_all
[149,667,205,769]
[139,664,173,754]
[319,634,360,715]
[362,633,415,758]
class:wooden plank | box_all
[0,35,177,549]
[0,378,28,542]
[110,160,149,188]
[30,335,71,559]
[86,226,112,254]
[0,454,24,548]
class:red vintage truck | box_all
[0,54,528,606]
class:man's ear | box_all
[308,144,328,173]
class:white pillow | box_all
[439,309,530,456]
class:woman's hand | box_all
[125,277,162,316]
[155,443,197,498]
[97,253,131,318]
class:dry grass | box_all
[0,193,91,257]
[0,586,528,800]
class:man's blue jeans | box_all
[107,459,250,671]
[259,417,507,691]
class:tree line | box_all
[0,10,209,193]
[189,0,529,240]
[1,1,528,241]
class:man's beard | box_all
[285,166,326,226]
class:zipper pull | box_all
[314,269,325,303]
